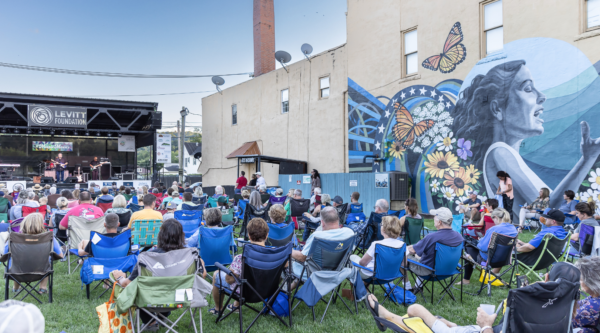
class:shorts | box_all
[431,320,481,333]
[214,271,238,294]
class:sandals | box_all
[365,294,386,332]
[208,308,220,316]
[12,288,22,293]
[38,289,48,294]
[227,304,240,313]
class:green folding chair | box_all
[403,217,424,246]
[514,232,571,282]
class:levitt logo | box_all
[28,105,87,128]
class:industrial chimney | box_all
[253,0,275,77]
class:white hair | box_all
[314,187,322,195]
[49,187,57,195]
[375,199,389,212]
[215,185,223,195]
[56,197,69,209]
[194,186,203,196]
[27,191,36,200]
[321,194,331,205]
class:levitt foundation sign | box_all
[28,105,87,128]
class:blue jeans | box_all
[302,220,320,241]
[235,189,241,195]
[56,170,65,182]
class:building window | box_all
[588,0,600,29]
[232,104,237,125]
[403,29,418,76]
[281,89,289,113]
[193,158,197,165]
[320,77,330,98]
[483,0,503,55]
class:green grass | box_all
[1,220,539,333]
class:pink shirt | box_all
[60,203,104,228]
[67,200,79,209]
[500,177,514,199]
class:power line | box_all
[74,90,216,97]
[0,61,253,79]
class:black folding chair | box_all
[239,204,270,240]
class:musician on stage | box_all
[55,153,67,183]
[90,157,100,180]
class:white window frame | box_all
[481,0,504,57]
[402,28,418,77]
[281,89,289,114]
[584,0,600,31]
[319,76,330,99]
[232,104,237,126]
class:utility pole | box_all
[179,107,189,183]
[177,120,181,182]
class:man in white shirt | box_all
[255,172,266,189]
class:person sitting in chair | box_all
[185,208,222,248]
[77,213,120,256]
[59,192,104,230]
[457,191,482,216]
[573,256,600,332]
[268,204,287,227]
[399,198,422,230]
[162,202,178,220]
[105,195,132,216]
[126,194,162,230]
[516,209,568,253]
[177,192,199,210]
[571,202,599,246]
[95,187,114,205]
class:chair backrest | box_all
[335,203,350,224]
[221,207,235,223]
[451,214,464,233]
[269,196,287,206]
[306,234,356,273]
[266,222,295,247]
[115,211,132,228]
[365,213,387,247]
[128,203,144,213]
[350,203,363,214]
[96,198,114,205]
[130,219,163,247]
[182,203,202,211]
[404,217,424,246]
[260,193,271,204]
[97,202,112,213]
[241,204,270,240]
[90,229,132,258]
[174,210,203,238]
[503,279,579,333]
[0,197,9,214]
[579,223,595,255]
[0,213,7,224]
[433,242,464,277]
[199,225,234,271]
[6,231,54,275]
[289,198,310,217]
[9,218,23,233]
[22,206,48,218]
[373,244,406,281]
[517,233,570,271]
[240,243,292,303]
[207,196,222,208]
[236,199,248,218]
[68,216,107,249]
[387,209,405,218]
[137,247,198,277]
[346,212,367,224]
[487,232,517,268]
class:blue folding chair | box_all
[266,222,298,248]
[80,230,137,299]
[235,199,248,220]
[198,225,235,273]
[174,210,203,238]
[352,244,407,305]
[181,203,203,211]
[350,203,363,213]
[387,210,406,218]
[269,196,287,206]
[452,213,464,233]
[408,242,464,304]
[128,203,143,213]
[568,223,595,261]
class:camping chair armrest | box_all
[50,251,63,261]
[350,262,373,272]
[407,258,434,271]
[462,224,483,229]
[0,252,10,263]
[215,262,233,275]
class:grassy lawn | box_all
[1,220,539,333]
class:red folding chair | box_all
[22,205,49,225]
[97,202,112,213]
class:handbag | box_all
[96,282,133,333]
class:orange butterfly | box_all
[422,22,467,74]
[392,103,435,148]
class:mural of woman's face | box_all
[502,66,546,140]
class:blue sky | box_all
[0,0,347,130]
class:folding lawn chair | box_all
[66,216,106,275]
[260,193,271,204]
[514,233,571,282]
[116,248,212,333]
[357,212,388,254]
[174,210,203,238]
[292,234,359,323]
[567,223,594,261]
[181,203,203,211]
[115,210,132,230]
[221,207,237,227]
[0,196,9,223]
[335,203,350,225]
[80,229,137,299]
[465,232,517,297]
[500,278,580,333]
[130,219,162,249]
[1,231,62,304]
[8,218,23,233]
[352,244,408,305]
[266,222,297,248]
[289,198,310,230]
[407,242,464,304]
[523,209,543,233]
[403,216,424,246]
[198,225,235,273]
[387,209,405,218]
[96,198,113,213]
[451,213,464,233]
[128,203,144,213]
[269,195,287,206]
[240,204,269,240]
[214,243,294,333]
[235,199,248,220]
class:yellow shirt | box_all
[128,208,164,228]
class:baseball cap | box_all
[166,201,178,209]
[255,171,262,176]
[332,195,343,205]
[469,190,478,195]
[217,196,228,204]
[0,300,45,333]
[430,207,453,223]
[540,208,565,223]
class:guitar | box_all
[75,166,83,182]
[90,161,109,170]
[50,159,68,168]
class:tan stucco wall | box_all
[200,45,348,187]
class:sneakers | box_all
[404,281,412,291]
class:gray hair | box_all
[112,195,127,208]
[375,199,389,212]
[321,206,339,225]
[194,186,203,196]
[314,187,322,195]
[249,191,263,207]
[204,208,222,227]
[152,188,159,193]
[294,189,303,197]
[89,182,96,188]
[215,185,223,195]
[321,194,331,205]
[14,184,22,192]
[16,192,28,205]
[56,197,69,209]
[275,188,284,195]
[49,187,57,195]
[27,191,36,200]
[104,213,120,229]
[576,256,600,296]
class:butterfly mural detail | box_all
[392,103,435,148]
[422,22,467,74]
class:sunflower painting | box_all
[388,141,405,160]
[465,164,481,185]
[443,167,472,196]
[424,151,459,178]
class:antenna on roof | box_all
[274,51,292,73]
[301,43,313,62]
[212,76,225,95]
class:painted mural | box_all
[422,22,467,74]
[348,37,600,217]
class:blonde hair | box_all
[112,195,127,208]
[21,213,46,235]
[56,197,69,209]
[381,216,402,239]
[38,197,48,205]
[268,204,286,223]
[241,190,250,199]
[491,208,511,224]
[72,189,80,200]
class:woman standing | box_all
[496,171,513,220]
[518,187,550,231]
[311,169,321,195]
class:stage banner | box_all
[28,105,87,128]
[32,141,73,152]
[118,135,136,152]
[156,133,171,163]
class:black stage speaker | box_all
[279,162,306,175]
[65,177,78,184]
[389,171,410,201]
[122,173,134,180]
[41,177,54,184]
[150,112,162,130]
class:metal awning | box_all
[234,154,307,175]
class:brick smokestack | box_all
[253,0,275,77]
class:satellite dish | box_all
[212,76,225,94]
[301,43,313,62]
[275,50,292,72]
